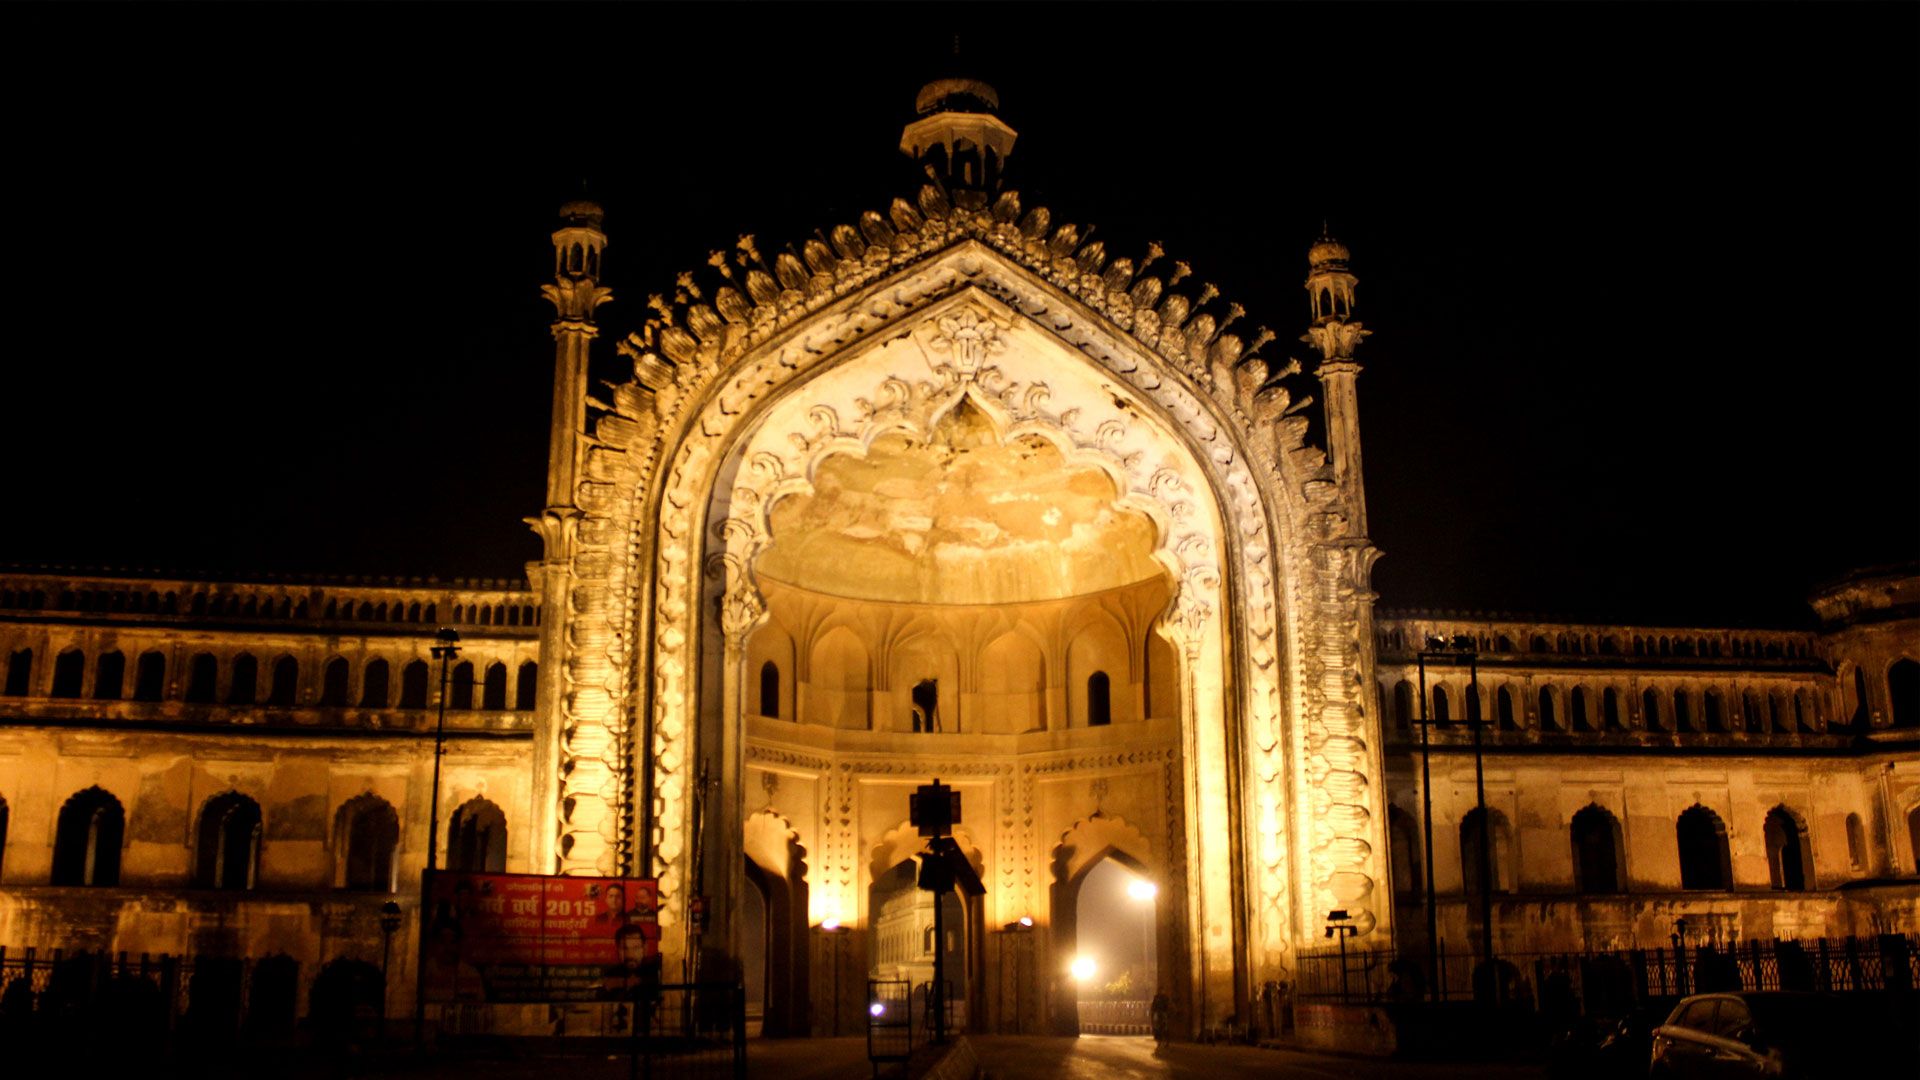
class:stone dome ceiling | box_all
[754,399,1165,606]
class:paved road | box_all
[736,1034,1543,1080]
[970,1035,1544,1080]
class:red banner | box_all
[421,872,659,1003]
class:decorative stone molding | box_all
[568,185,1389,989]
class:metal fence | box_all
[1076,997,1151,1034]
[1296,933,1920,1012]
[0,947,321,1047]
[629,982,747,1080]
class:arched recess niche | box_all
[695,292,1247,1002]
[616,244,1387,1026]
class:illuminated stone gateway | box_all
[528,79,1387,1037]
[0,75,1914,1043]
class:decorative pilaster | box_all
[532,199,619,876]
[1302,228,1370,538]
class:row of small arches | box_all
[0,587,536,628]
[0,788,505,890]
[755,662,1119,728]
[1,647,537,712]
[1379,628,1813,661]
[1389,680,1847,736]
[1386,802,1860,899]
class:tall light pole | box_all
[427,627,461,874]
[415,626,460,1044]
[1416,635,1488,1003]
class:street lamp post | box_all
[414,627,461,1045]
[1415,635,1491,1004]
[1324,910,1359,1004]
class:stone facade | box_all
[1,77,1914,1042]
[0,569,539,1018]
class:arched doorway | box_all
[1068,856,1158,1035]
[741,810,809,1037]
[1049,814,1167,1037]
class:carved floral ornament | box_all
[702,297,1222,656]
[554,193,1386,973]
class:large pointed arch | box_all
[532,214,1387,1032]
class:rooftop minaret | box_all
[533,197,612,876]
[1302,227,1372,536]
[899,75,1016,204]
[540,198,611,512]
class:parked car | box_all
[1648,991,1917,1078]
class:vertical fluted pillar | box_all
[533,200,613,874]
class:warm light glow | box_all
[1069,955,1097,983]
[1018,915,1034,927]
[1127,878,1158,902]
[868,1002,887,1018]
[821,917,841,931]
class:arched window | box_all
[451,661,475,710]
[1570,687,1590,732]
[1570,804,1625,894]
[0,795,8,881]
[1671,689,1693,733]
[1432,685,1451,725]
[94,651,125,700]
[360,659,389,708]
[1769,692,1788,734]
[911,679,940,732]
[1602,688,1622,731]
[51,649,84,698]
[1908,806,1920,875]
[482,662,508,710]
[1888,659,1919,729]
[268,656,298,706]
[318,657,349,707]
[398,660,429,709]
[1743,690,1763,733]
[447,797,507,873]
[1086,672,1112,727]
[516,661,537,711]
[1388,805,1421,900]
[1850,667,1871,730]
[336,795,399,891]
[1463,683,1482,727]
[1844,813,1867,873]
[134,651,167,701]
[228,653,258,705]
[1,649,28,694]
[1497,686,1517,731]
[1530,635,1550,654]
[1763,807,1809,890]
[1460,807,1513,896]
[52,787,124,886]
[1703,690,1724,733]
[1642,688,1662,732]
[1393,681,1415,729]
[759,661,780,719]
[1538,686,1558,732]
[185,653,218,703]
[195,792,262,890]
[1676,805,1731,890]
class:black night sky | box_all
[3,4,1914,627]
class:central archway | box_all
[566,228,1392,1032]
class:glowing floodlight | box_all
[869,1002,887,1018]
[1127,878,1158,902]
[1070,955,1097,983]
[1018,915,1034,927]
[821,917,841,931]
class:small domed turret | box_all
[900,75,1017,199]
